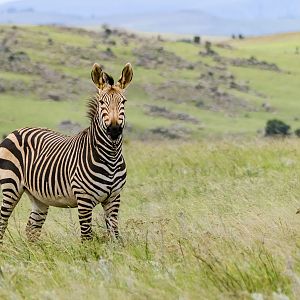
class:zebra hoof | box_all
[81,235,93,242]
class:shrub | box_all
[193,36,201,44]
[265,119,291,136]
[295,128,300,137]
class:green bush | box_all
[295,128,300,137]
[265,119,291,136]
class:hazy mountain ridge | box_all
[1,0,300,35]
[1,0,300,19]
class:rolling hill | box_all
[0,25,300,140]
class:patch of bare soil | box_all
[215,55,281,72]
[0,45,92,101]
[149,124,192,139]
[133,45,194,70]
[58,120,85,135]
[143,78,258,114]
[144,105,200,124]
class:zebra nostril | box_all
[107,124,122,140]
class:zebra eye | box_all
[100,100,104,105]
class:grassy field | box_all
[0,140,300,299]
[1,25,300,299]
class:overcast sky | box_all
[0,0,241,8]
[1,0,300,20]
[1,0,300,34]
[0,0,239,4]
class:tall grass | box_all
[1,139,300,299]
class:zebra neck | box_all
[88,120,123,162]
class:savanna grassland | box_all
[1,25,300,299]
[2,140,300,299]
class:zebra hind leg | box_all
[102,195,121,239]
[0,183,23,243]
[26,195,49,242]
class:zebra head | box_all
[91,63,133,141]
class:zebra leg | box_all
[78,203,94,241]
[102,195,120,239]
[26,195,49,242]
[0,183,23,242]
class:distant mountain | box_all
[1,0,300,19]
[204,0,300,20]
[1,0,189,16]
[99,11,300,36]
[1,0,300,35]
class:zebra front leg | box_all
[78,203,94,241]
[26,196,49,242]
[102,195,120,239]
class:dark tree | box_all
[194,36,201,44]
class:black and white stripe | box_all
[0,63,133,242]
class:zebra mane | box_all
[87,93,100,122]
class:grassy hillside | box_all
[0,25,299,139]
[1,140,300,299]
[1,25,300,299]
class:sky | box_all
[1,0,300,20]
[0,0,237,4]
[0,0,250,12]
[1,0,300,35]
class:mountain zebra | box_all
[0,62,133,242]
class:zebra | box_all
[0,62,133,242]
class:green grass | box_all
[163,41,202,62]
[2,25,300,298]
[0,71,37,83]
[1,140,300,299]
[0,94,89,135]
[2,25,300,137]
[26,25,94,47]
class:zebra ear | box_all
[91,63,114,89]
[103,72,114,86]
[117,63,133,89]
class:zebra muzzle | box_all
[107,124,123,140]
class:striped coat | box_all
[0,63,133,241]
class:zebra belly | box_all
[25,189,78,208]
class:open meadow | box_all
[1,140,300,299]
[1,25,300,299]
